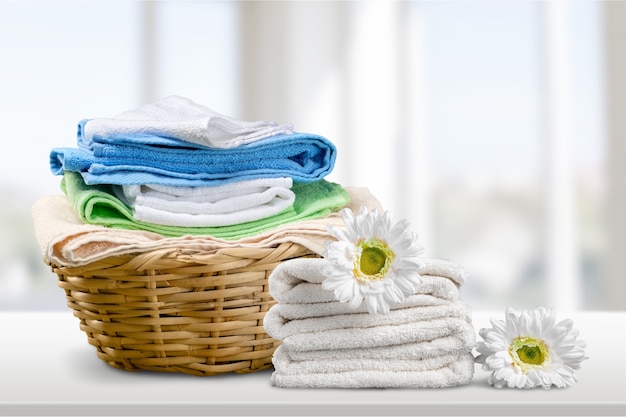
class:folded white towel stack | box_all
[112,177,295,227]
[264,258,475,389]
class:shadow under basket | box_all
[48,242,319,376]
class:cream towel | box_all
[31,187,382,267]
[113,178,295,227]
[271,346,475,389]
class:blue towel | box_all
[51,129,336,186]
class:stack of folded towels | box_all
[35,95,476,390]
[264,257,476,388]
[46,95,350,239]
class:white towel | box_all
[272,315,475,353]
[284,331,475,361]
[271,346,475,389]
[273,344,468,374]
[112,178,295,227]
[262,249,476,389]
[268,289,458,321]
[120,177,293,210]
[268,257,466,305]
[270,274,461,308]
[264,301,472,340]
[82,95,293,149]
[31,186,383,267]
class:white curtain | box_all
[604,1,626,310]
[238,1,425,237]
[236,0,620,310]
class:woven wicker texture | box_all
[49,242,318,376]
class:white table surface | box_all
[0,310,624,416]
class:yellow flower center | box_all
[509,336,550,372]
[354,239,395,282]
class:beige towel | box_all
[32,186,382,267]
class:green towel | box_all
[60,171,350,239]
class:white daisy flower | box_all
[475,307,587,389]
[321,206,424,315]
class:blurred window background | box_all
[1,1,622,311]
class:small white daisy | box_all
[475,307,587,389]
[320,206,424,315]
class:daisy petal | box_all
[477,307,587,389]
[320,206,425,315]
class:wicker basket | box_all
[48,242,319,376]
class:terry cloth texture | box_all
[270,345,475,389]
[268,257,467,305]
[264,304,474,353]
[264,302,473,342]
[263,257,476,389]
[112,177,295,227]
[59,171,349,239]
[31,187,382,267]
[79,95,293,149]
[50,131,337,186]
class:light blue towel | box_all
[50,128,336,186]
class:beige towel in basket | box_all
[32,186,382,267]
